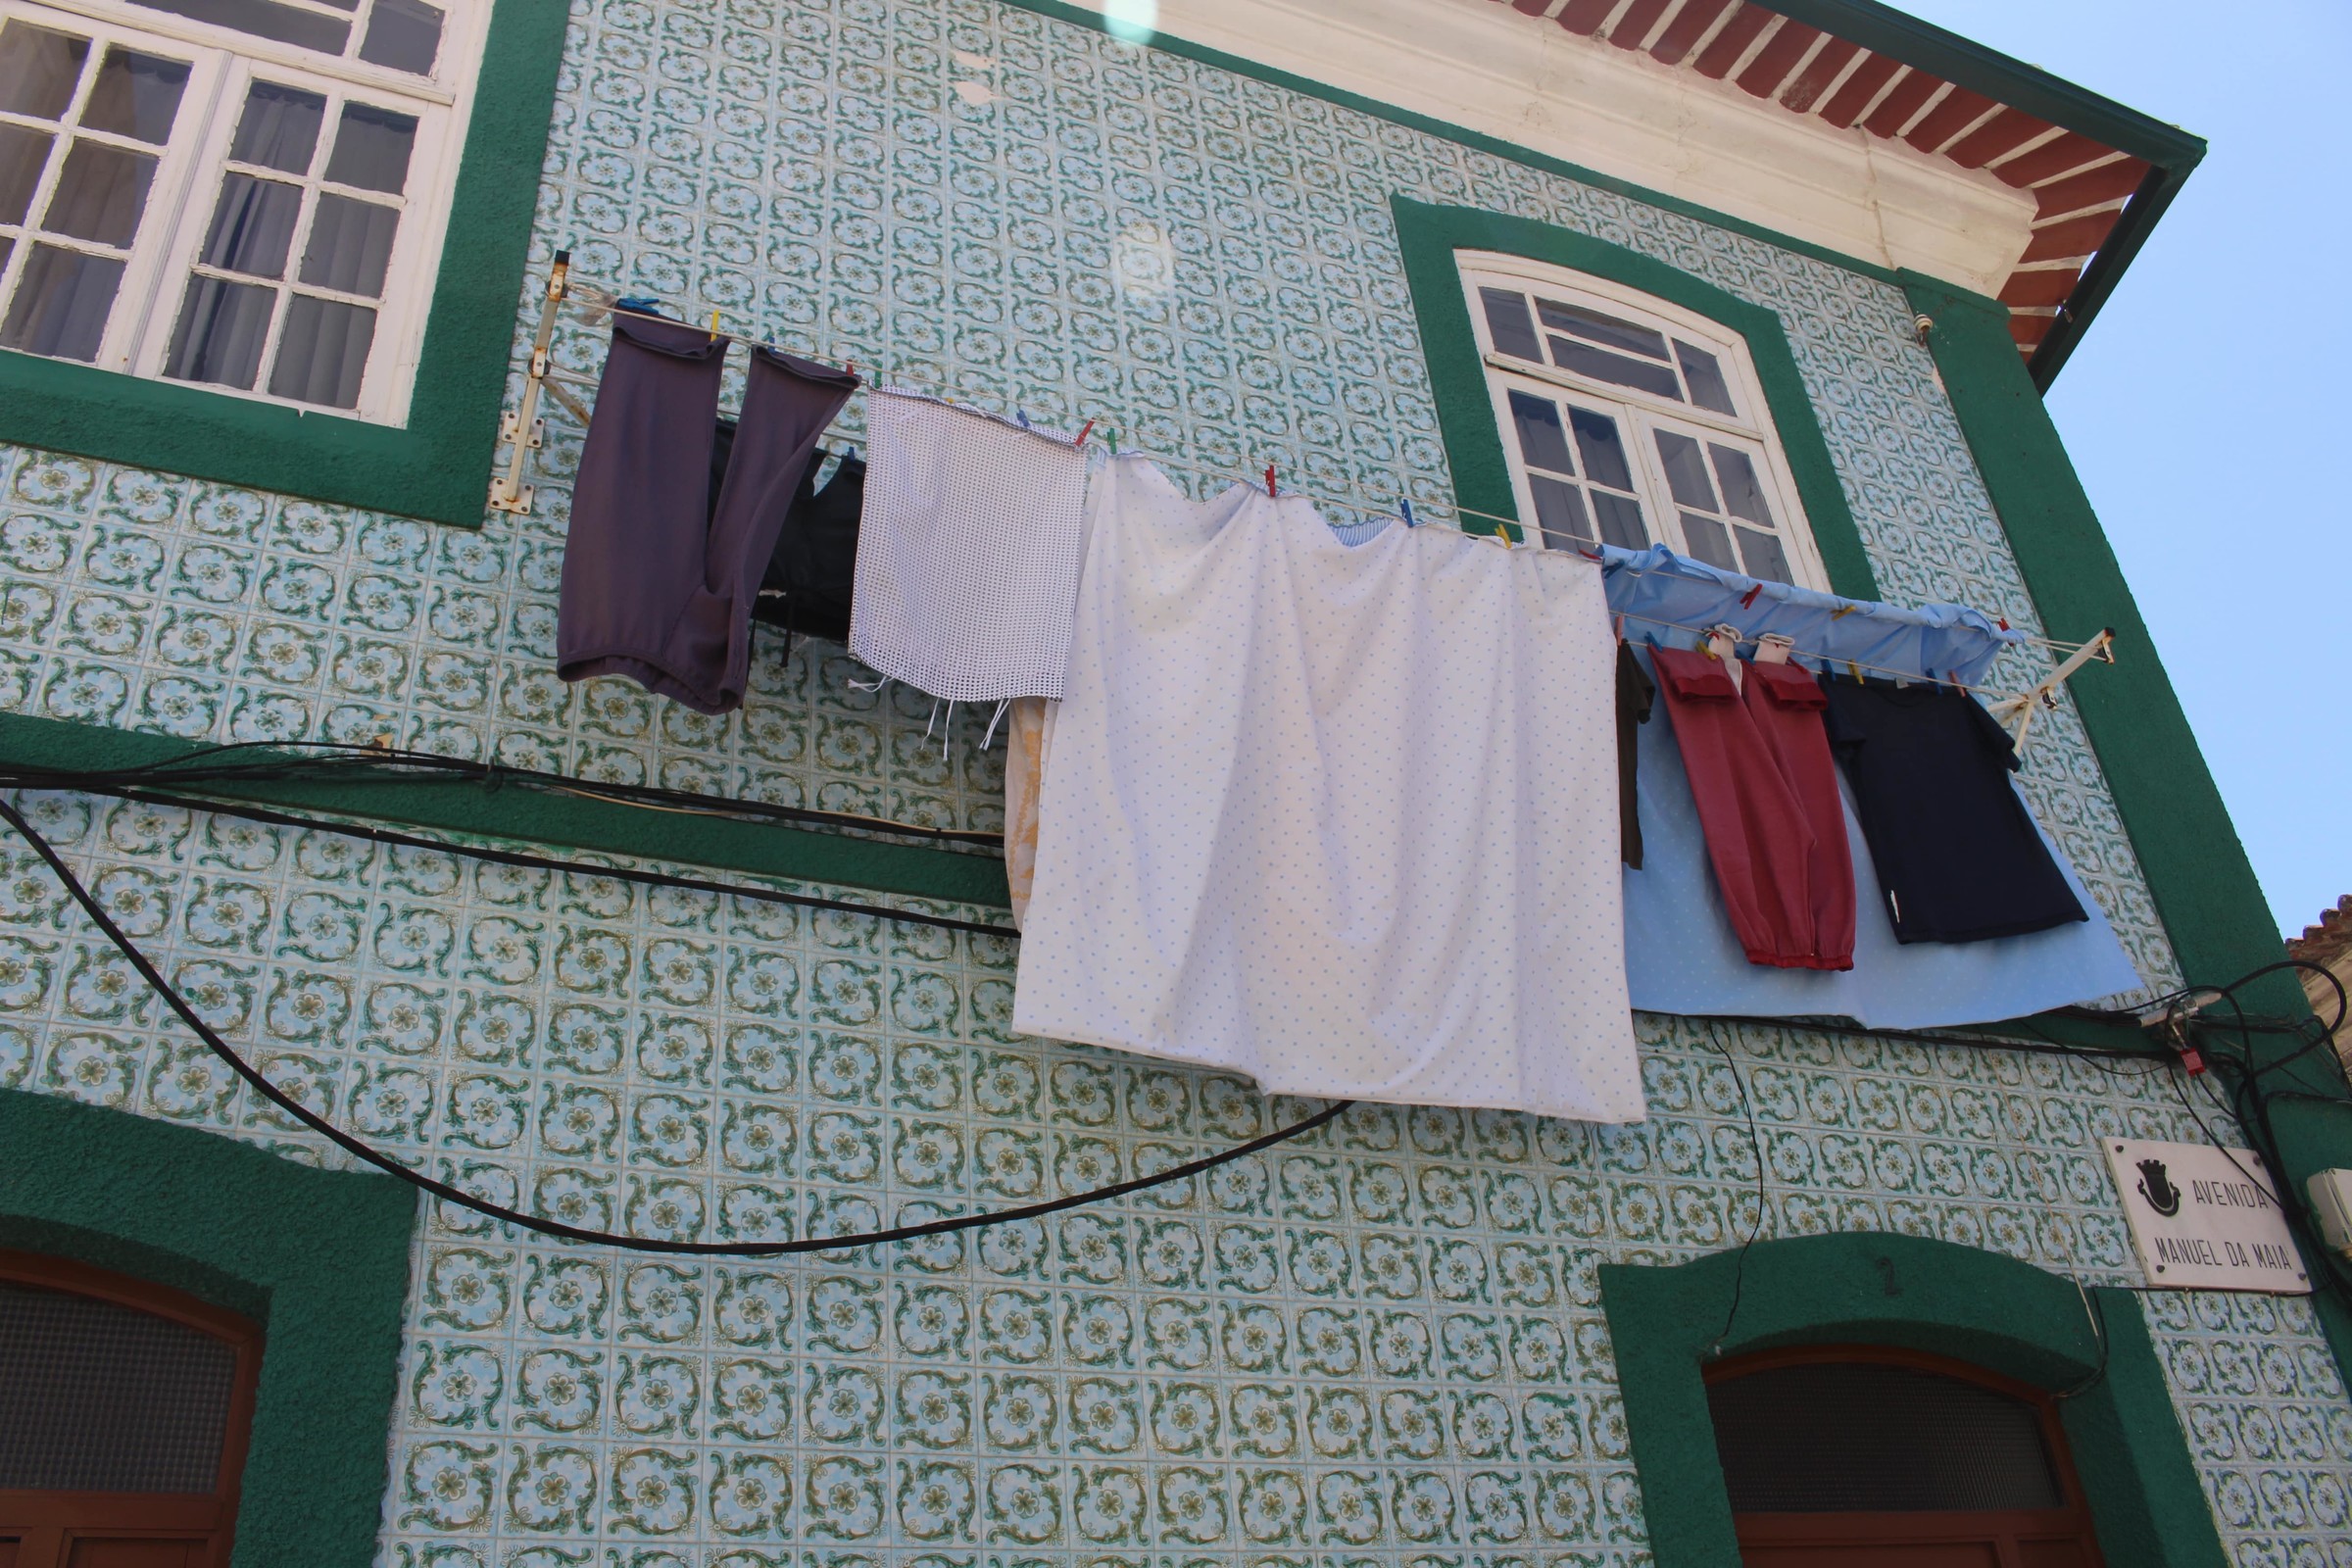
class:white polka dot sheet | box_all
[1013,456,1642,1122]
[850,389,1093,702]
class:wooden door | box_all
[0,1253,261,1568]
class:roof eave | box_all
[1754,0,2207,390]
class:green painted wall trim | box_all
[1390,198,1881,602]
[0,1087,417,1568]
[0,0,567,529]
[1599,1232,2227,1568]
[1902,273,2288,1013]
[0,711,1013,908]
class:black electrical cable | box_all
[1704,1021,1770,1357]
[1,739,1006,848]
[29,782,1018,941]
[0,793,1352,1256]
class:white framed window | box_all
[0,0,483,421]
[1461,253,1830,590]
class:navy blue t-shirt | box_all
[1821,677,2085,944]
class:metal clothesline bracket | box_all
[488,249,572,515]
[1983,626,2116,753]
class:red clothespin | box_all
[1075,417,1096,448]
[1996,616,2010,631]
[1264,465,1278,498]
[1612,613,1627,644]
[1738,583,1764,609]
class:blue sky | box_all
[1896,0,2352,940]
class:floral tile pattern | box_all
[0,787,2342,1567]
[0,0,2331,1563]
[0,0,2172,988]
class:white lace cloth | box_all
[1014,456,1642,1121]
[849,390,1092,702]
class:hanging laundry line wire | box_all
[489,254,1535,552]
[486,255,2115,707]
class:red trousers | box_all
[1650,648,1855,970]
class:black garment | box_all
[1821,676,2085,944]
[1616,641,1654,867]
[750,451,865,645]
[557,318,857,712]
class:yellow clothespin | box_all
[708,308,722,343]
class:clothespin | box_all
[708,308,722,342]
[1264,464,1278,498]
[1017,409,1032,429]
[1996,616,2010,631]
[1612,613,1626,644]
[1832,604,1858,620]
[844,360,856,377]
[1075,418,1096,448]
[1845,660,1863,683]
[1105,427,1119,454]
[1738,583,1764,609]
[1399,498,1415,527]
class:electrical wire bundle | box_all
[0,753,1353,1256]
[0,749,2342,1292]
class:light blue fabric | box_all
[1621,649,2143,1027]
[1600,545,2022,685]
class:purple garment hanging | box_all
[558,314,858,712]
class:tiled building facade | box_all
[0,1,2345,1566]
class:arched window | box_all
[1461,253,1830,589]
[1703,1346,2104,1566]
[0,1250,262,1568]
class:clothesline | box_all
[509,265,1550,553]
[490,254,2112,684]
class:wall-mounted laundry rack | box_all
[484,254,2118,744]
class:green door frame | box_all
[1599,1232,2227,1568]
[0,1088,417,1568]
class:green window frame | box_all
[1390,196,1880,602]
[0,1087,417,1568]
[1599,1231,2228,1568]
[0,0,568,530]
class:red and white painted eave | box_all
[1494,0,2147,357]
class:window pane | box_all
[1479,286,1542,362]
[1653,429,1719,512]
[0,123,52,225]
[1709,444,1775,525]
[0,243,123,359]
[164,273,275,388]
[126,0,351,55]
[270,293,374,407]
[1737,526,1791,585]
[229,82,327,174]
[1528,475,1592,552]
[0,1279,240,1494]
[79,49,190,144]
[1507,389,1574,475]
[1679,512,1740,572]
[1676,340,1736,415]
[1591,491,1647,551]
[0,24,88,121]
[359,0,444,74]
[1568,406,1635,491]
[1547,336,1685,400]
[323,103,416,194]
[1709,1361,2062,1514]
[1536,297,1671,361]
[300,193,398,295]
[41,141,156,246]
[200,172,304,277]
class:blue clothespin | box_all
[1399,498,1415,527]
[1016,408,1032,429]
